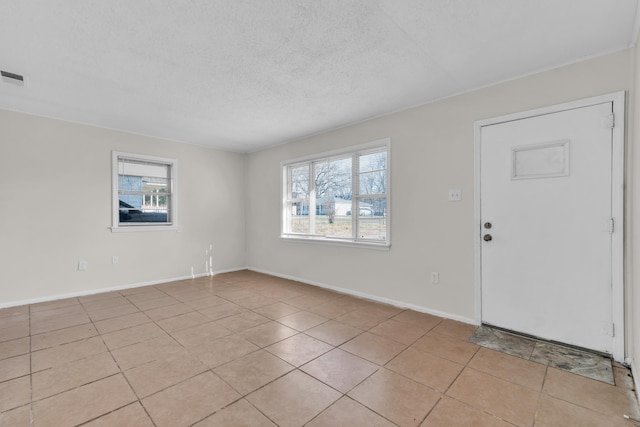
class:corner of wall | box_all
[242,151,250,268]
[628,21,640,403]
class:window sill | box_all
[111,225,182,233]
[280,235,390,251]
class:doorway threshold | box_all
[469,325,614,384]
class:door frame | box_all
[473,91,625,361]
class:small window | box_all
[111,151,178,232]
[281,139,390,247]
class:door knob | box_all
[483,234,492,242]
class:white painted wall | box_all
[246,50,632,323]
[0,110,247,306]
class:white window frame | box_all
[111,151,179,232]
[280,138,391,249]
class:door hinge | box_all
[604,113,615,129]
[610,323,615,338]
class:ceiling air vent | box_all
[1,70,26,87]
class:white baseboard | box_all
[248,267,478,325]
[0,266,248,309]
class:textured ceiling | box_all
[0,1,638,152]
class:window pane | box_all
[119,198,169,223]
[357,197,386,240]
[314,157,352,237]
[359,151,386,173]
[290,165,309,199]
[287,201,310,233]
[359,151,386,195]
[359,170,386,195]
[314,157,352,199]
[118,175,143,208]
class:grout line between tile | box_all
[82,296,159,426]
[531,365,550,427]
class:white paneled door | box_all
[480,100,618,355]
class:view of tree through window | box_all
[314,157,352,237]
[283,141,389,245]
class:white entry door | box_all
[480,100,619,355]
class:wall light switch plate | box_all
[448,189,461,201]
[78,260,88,271]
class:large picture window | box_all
[111,151,178,232]
[282,139,390,247]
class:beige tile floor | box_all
[0,270,638,426]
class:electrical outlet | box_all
[448,189,462,201]
[112,256,119,264]
[431,272,439,284]
[77,260,88,271]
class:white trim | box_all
[110,225,182,233]
[474,91,626,362]
[111,151,179,232]
[0,267,247,309]
[474,122,483,325]
[249,267,478,326]
[628,359,640,405]
[632,1,640,47]
[611,92,626,362]
[279,236,391,251]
